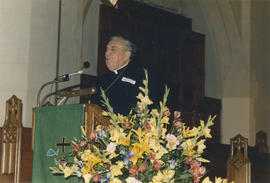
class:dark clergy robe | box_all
[91,62,162,115]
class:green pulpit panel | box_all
[32,104,84,183]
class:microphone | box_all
[55,61,90,82]
[81,61,90,69]
[55,70,83,82]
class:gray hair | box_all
[110,36,136,56]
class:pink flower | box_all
[80,140,86,147]
[143,122,151,131]
[139,162,147,173]
[109,125,114,130]
[174,111,181,119]
[166,134,179,150]
[106,142,117,153]
[153,160,161,170]
[96,125,104,132]
[199,166,206,175]
[93,173,100,182]
[73,144,80,152]
[166,134,177,142]
[192,161,201,167]
[174,121,184,128]
[124,121,132,129]
[148,153,155,160]
[194,177,201,183]
[188,160,205,183]
[164,109,171,117]
[60,161,67,168]
[129,165,139,176]
[88,130,96,141]
[185,157,193,165]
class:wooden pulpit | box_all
[31,103,109,183]
[32,104,109,147]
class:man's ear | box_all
[124,51,131,60]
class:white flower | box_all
[106,142,117,153]
[166,134,180,150]
[83,173,92,183]
[126,177,142,183]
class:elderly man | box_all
[91,36,161,115]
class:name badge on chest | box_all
[121,77,136,85]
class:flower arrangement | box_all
[50,70,229,183]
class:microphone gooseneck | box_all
[55,70,84,82]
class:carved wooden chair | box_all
[0,95,23,183]
[255,130,269,153]
[226,134,251,183]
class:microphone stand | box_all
[36,68,86,107]
[36,79,62,107]
[36,72,78,107]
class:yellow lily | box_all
[118,131,132,146]
[110,161,123,177]
[181,138,196,157]
[182,126,201,138]
[197,139,206,153]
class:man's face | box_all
[105,39,131,71]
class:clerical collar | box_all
[112,63,128,74]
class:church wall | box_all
[82,0,100,77]
[200,0,253,145]
[57,0,84,105]
[222,97,251,142]
[26,0,59,127]
[0,0,59,128]
[0,0,31,127]
[186,0,253,145]
[251,0,270,148]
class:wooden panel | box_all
[197,97,221,143]
[20,128,32,183]
[0,127,32,183]
[179,31,205,109]
[84,104,110,137]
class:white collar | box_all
[112,63,128,74]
